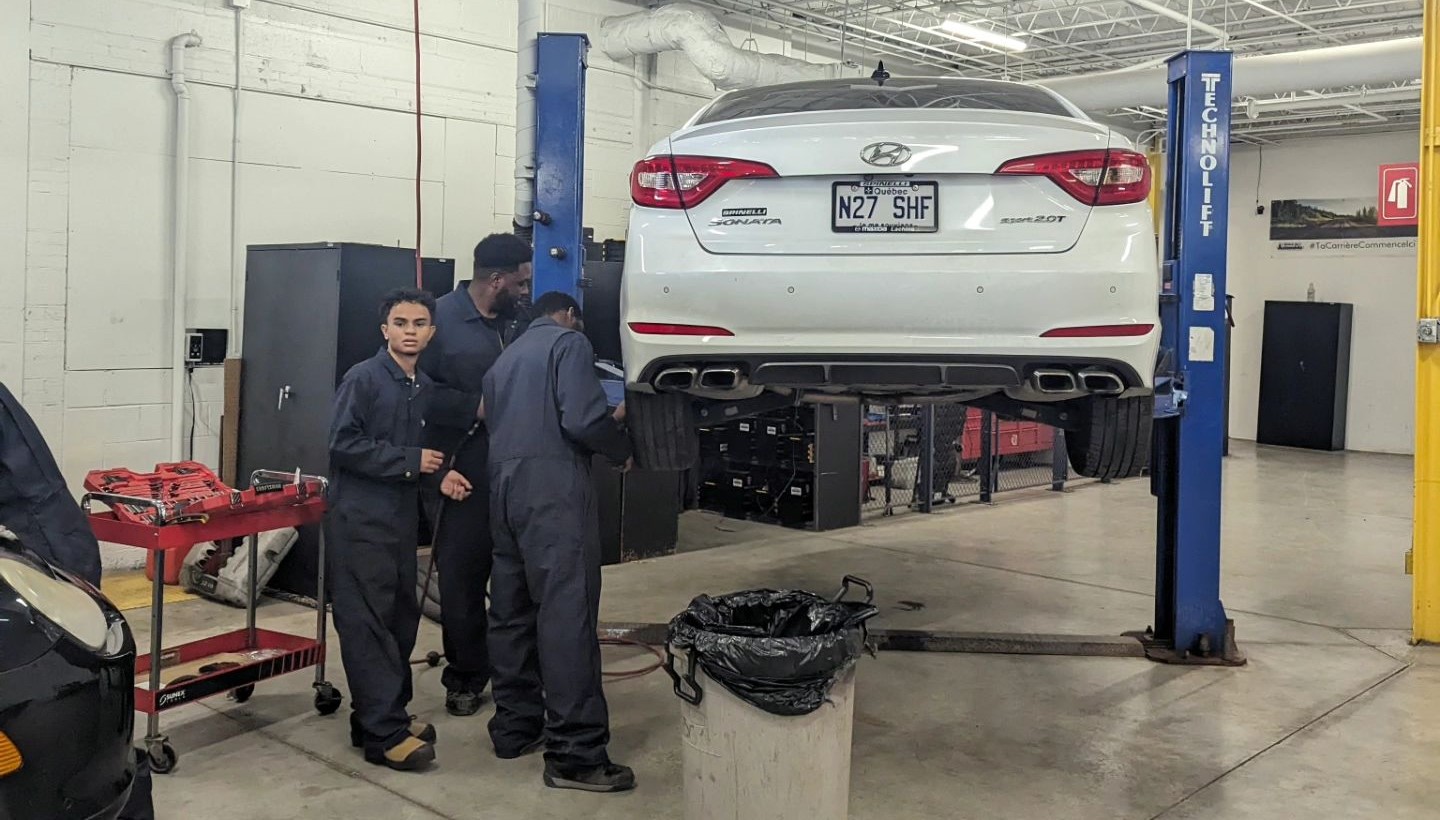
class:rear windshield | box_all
[694,79,1074,125]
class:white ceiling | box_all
[680,0,1425,142]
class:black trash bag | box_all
[665,576,879,716]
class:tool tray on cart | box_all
[84,461,325,526]
[81,468,341,775]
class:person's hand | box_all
[476,398,486,420]
[420,449,446,474]
[612,401,627,423]
[621,456,636,473]
[440,470,473,501]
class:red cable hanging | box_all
[413,0,423,287]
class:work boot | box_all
[445,689,484,717]
[351,714,438,748]
[494,736,544,760]
[364,736,436,772]
[543,761,637,793]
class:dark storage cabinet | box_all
[1256,300,1353,451]
[238,243,455,595]
[698,404,862,532]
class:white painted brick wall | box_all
[17,0,787,557]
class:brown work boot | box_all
[351,715,437,748]
[409,719,437,744]
[364,736,436,771]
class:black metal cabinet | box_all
[1257,300,1353,451]
[238,243,455,595]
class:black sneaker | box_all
[494,736,544,760]
[445,690,484,717]
[543,762,636,793]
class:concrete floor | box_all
[133,442,1436,819]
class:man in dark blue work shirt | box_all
[418,232,534,717]
[329,288,466,772]
[482,291,635,793]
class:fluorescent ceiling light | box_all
[939,19,1027,53]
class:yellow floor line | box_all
[101,570,198,611]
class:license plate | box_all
[832,179,939,233]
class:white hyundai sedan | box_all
[619,77,1159,479]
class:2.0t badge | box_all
[1000,215,1069,224]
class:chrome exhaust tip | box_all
[698,366,742,390]
[1079,369,1126,395]
[1032,368,1079,394]
[654,367,698,391]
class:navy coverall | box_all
[417,285,527,695]
[327,349,431,750]
[0,382,156,818]
[482,317,632,766]
[0,381,102,586]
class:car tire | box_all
[627,390,698,471]
[1066,395,1152,480]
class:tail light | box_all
[628,322,735,337]
[996,149,1151,206]
[1041,323,1156,338]
[630,156,778,209]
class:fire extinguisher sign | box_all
[1378,163,1420,226]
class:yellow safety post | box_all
[1415,0,1440,643]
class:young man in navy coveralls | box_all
[327,288,471,771]
[418,233,533,717]
[482,291,636,793]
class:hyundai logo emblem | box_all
[861,142,912,167]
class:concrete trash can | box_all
[665,576,877,820]
[680,660,856,820]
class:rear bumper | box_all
[632,351,1149,395]
[619,208,1160,396]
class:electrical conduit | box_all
[169,32,202,461]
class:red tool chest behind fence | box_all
[83,462,326,583]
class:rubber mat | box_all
[100,570,197,611]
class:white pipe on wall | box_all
[597,3,847,92]
[229,10,244,356]
[169,31,202,460]
[1038,37,1423,113]
[513,0,542,234]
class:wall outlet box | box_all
[185,328,228,365]
[227,0,251,8]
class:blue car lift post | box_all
[529,34,1242,664]
[531,33,590,304]
[1139,50,1244,665]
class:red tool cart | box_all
[82,467,341,775]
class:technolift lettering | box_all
[1196,72,1222,238]
[1187,72,1224,364]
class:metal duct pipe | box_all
[514,0,542,235]
[597,2,848,91]
[1246,86,1420,115]
[1038,37,1423,112]
[168,31,202,460]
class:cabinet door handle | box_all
[278,385,293,411]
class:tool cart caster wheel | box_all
[148,742,178,775]
[231,684,255,704]
[314,683,343,716]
